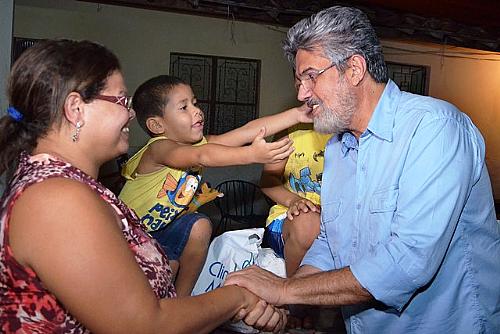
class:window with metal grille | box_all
[387,62,429,95]
[170,53,260,135]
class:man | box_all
[226,6,500,333]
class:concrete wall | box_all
[13,0,298,191]
[13,0,298,153]
[0,0,14,194]
[382,40,500,200]
[0,0,13,111]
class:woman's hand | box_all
[232,287,287,333]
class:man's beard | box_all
[312,77,357,135]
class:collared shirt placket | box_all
[352,131,371,263]
[351,137,361,264]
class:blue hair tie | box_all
[7,106,23,122]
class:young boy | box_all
[260,124,330,329]
[261,124,330,276]
[119,75,311,296]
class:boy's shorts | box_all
[263,213,287,259]
[150,212,209,261]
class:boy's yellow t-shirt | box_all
[266,129,331,225]
[119,136,212,232]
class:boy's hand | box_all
[251,128,294,164]
[296,103,314,123]
[287,198,320,220]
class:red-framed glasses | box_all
[95,95,133,111]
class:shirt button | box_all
[356,203,361,210]
[361,165,366,171]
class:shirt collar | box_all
[365,79,401,142]
[340,132,358,156]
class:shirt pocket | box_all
[320,200,342,263]
[369,186,398,246]
[322,200,342,224]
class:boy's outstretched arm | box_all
[149,131,294,170]
[208,104,312,146]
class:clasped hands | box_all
[226,266,288,333]
[232,288,287,333]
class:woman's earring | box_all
[72,121,82,142]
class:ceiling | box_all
[79,0,500,52]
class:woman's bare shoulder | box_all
[8,177,119,266]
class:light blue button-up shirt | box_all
[302,80,500,333]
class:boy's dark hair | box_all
[133,75,187,137]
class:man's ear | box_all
[146,117,165,135]
[63,92,85,127]
[348,55,367,86]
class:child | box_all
[260,124,330,330]
[119,75,311,296]
[261,124,330,277]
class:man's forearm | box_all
[283,267,373,306]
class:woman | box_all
[0,39,285,333]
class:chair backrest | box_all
[97,153,129,195]
[215,180,258,216]
[214,180,272,234]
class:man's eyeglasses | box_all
[95,95,133,112]
[295,63,337,91]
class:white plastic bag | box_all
[192,228,286,333]
[192,228,264,296]
[192,228,264,333]
[256,247,286,278]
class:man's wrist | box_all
[246,146,258,164]
[280,276,292,305]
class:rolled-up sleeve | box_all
[351,115,482,310]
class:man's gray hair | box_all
[283,6,388,83]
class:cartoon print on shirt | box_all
[142,171,202,231]
[287,149,324,195]
[157,172,201,207]
[289,167,321,194]
[313,149,324,162]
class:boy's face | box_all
[158,83,204,144]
